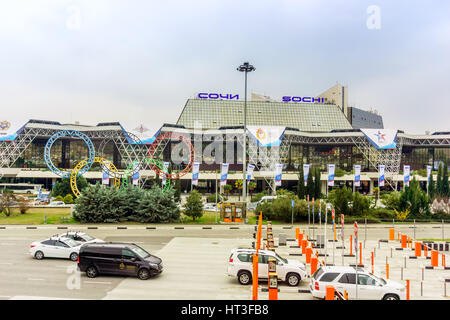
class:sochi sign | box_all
[198,93,239,100]
[282,96,325,103]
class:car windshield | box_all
[275,252,288,264]
[131,246,151,259]
[82,234,95,241]
[371,274,387,285]
[63,239,79,247]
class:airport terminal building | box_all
[1,84,449,195]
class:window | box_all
[319,272,340,282]
[237,254,250,262]
[358,274,377,286]
[122,249,135,259]
[338,273,356,284]
[55,241,69,248]
[42,240,55,246]
[312,268,324,280]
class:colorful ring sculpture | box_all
[148,132,194,180]
[70,157,120,198]
[121,158,171,191]
[44,130,95,178]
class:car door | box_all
[335,273,357,299]
[257,255,269,279]
[41,240,58,257]
[121,249,139,276]
[275,258,287,280]
[357,274,383,300]
[54,240,70,258]
[97,248,122,274]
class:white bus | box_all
[0,183,44,194]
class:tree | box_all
[442,161,449,198]
[428,171,436,199]
[52,176,88,198]
[173,173,181,203]
[223,184,233,197]
[327,186,353,216]
[314,168,321,199]
[297,164,305,200]
[135,185,179,223]
[18,198,31,214]
[436,163,443,197]
[306,169,314,199]
[234,180,243,200]
[248,181,257,201]
[0,191,15,217]
[399,178,430,218]
[183,190,203,221]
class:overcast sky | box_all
[1,0,449,135]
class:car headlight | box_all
[149,263,158,269]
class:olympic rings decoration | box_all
[44,130,95,178]
[70,157,120,198]
[121,158,171,192]
[148,132,194,180]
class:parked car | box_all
[48,201,65,206]
[29,236,82,261]
[310,266,406,300]
[227,248,307,286]
[203,203,217,211]
[58,231,104,244]
[77,242,163,280]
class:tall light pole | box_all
[237,61,255,221]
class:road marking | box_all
[27,278,45,281]
[0,262,13,265]
[83,281,112,285]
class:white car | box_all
[227,248,307,286]
[310,266,406,300]
[203,203,217,211]
[29,236,83,261]
[58,231,104,244]
[49,201,65,206]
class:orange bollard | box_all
[424,245,428,257]
[325,285,335,300]
[295,227,299,239]
[344,290,348,300]
[299,232,304,242]
[389,228,395,241]
[386,263,389,279]
[443,254,446,268]
[252,254,258,300]
[406,280,410,300]
[431,250,438,267]
[311,257,318,275]
[401,234,407,249]
[371,251,374,274]
[350,235,353,255]
[306,247,312,264]
[415,242,422,257]
[301,239,307,254]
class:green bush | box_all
[135,185,180,223]
[381,192,401,210]
[63,194,74,204]
[351,192,370,216]
[343,216,382,224]
[55,195,64,202]
[327,187,353,215]
[252,190,269,203]
[52,176,88,198]
[369,208,396,219]
[207,194,217,203]
[183,190,204,221]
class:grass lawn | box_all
[0,207,76,224]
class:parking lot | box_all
[0,223,448,300]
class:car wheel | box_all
[237,271,252,285]
[286,273,300,286]
[383,294,400,300]
[69,252,78,262]
[86,266,98,278]
[34,251,44,260]
[138,268,150,280]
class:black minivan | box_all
[78,242,163,280]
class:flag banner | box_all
[247,164,255,182]
[328,164,335,187]
[220,163,229,186]
[120,124,161,144]
[274,163,283,187]
[404,165,410,187]
[132,171,140,185]
[0,119,28,141]
[427,165,432,183]
[354,222,358,253]
[247,126,286,147]
[191,162,200,186]
[379,165,385,187]
[332,209,335,231]
[318,199,322,222]
[361,129,398,150]
[162,162,170,186]
[354,165,361,187]
[102,171,110,185]
[303,164,310,186]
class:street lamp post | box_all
[237,62,255,222]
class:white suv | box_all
[227,248,307,286]
[310,266,407,300]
